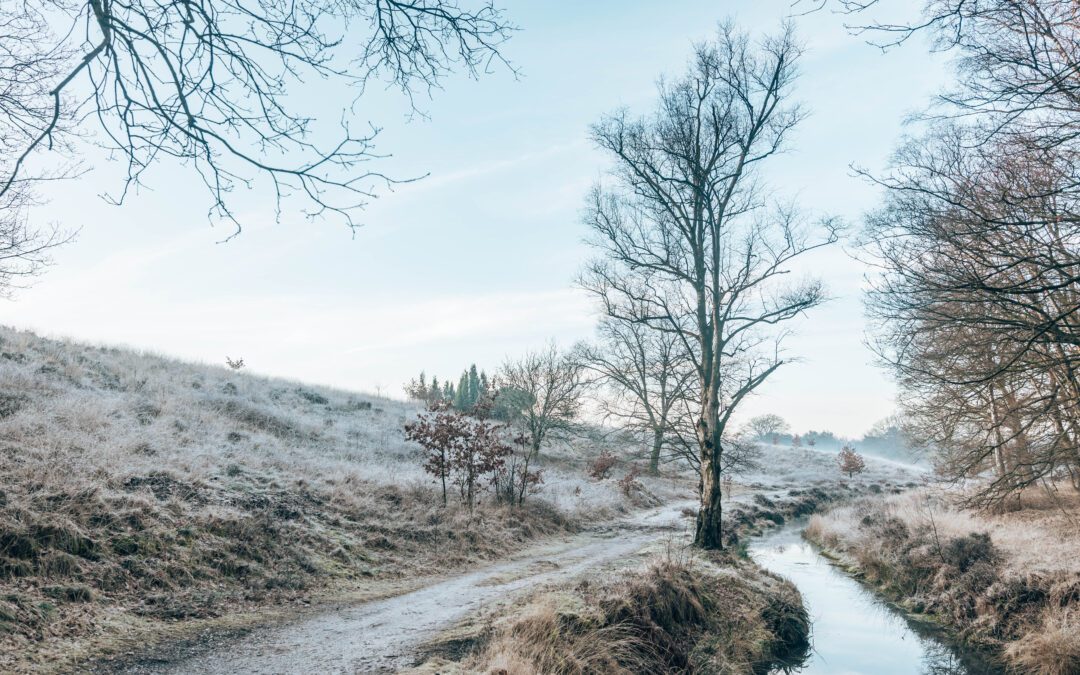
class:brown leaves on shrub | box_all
[588,451,617,481]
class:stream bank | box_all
[750,522,1002,674]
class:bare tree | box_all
[864,128,1080,505]
[0,8,79,289]
[582,22,838,549]
[746,414,789,442]
[817,1,1080,504]
[831,1,1080,151]
[0,185,72,295]
[497,343,584,460]
[579,315,696,474]
[0,0,514,235]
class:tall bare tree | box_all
[864,127,1080,504]
[579,315,696,474]
[0,0,514,236]
[846,1,1080,504]
[582,22,838,549]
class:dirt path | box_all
[113,501,695,675]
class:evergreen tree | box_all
[454,372,470,409]
[480,371,490,397]
[428,376,441,403]
[445,381,455,401]
[468,365,481,407]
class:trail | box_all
[114,501,695,675]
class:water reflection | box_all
[748,525,1001,675]
[921,642,973,675]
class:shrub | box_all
[296,389,329,405]
[403,402,511,510]
[836,445,866,478]
[588,451,618,481]
[617,465,643,497]
[943,532,997,573]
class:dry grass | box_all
[429,552,811,675]
[0,326,663,672]
[806,486,1080,675]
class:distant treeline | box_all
[746,414,919,463]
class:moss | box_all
[0,558,32,578]
[30,524,99,560]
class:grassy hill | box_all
[0,326,669,672]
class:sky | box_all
[0,1,948,437]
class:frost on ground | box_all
[806,487,1080,674]
[0,326,688,673]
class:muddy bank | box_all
[722,480,912,547]
[752,522,1002,674]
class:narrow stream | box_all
[749,523,1001,675]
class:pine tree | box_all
[428,376,441,403]
[468,365,481,407]
[480,371,490,397]
[454,372,470,409]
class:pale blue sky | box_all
[1,1,945,436]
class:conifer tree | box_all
[468,365,481,407]
[454,372,470,410]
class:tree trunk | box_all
[693,391,723,549]
[649,428,663,475]
[440,450,448,506]
[694,444,723,549]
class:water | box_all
[749,524,1001,675]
